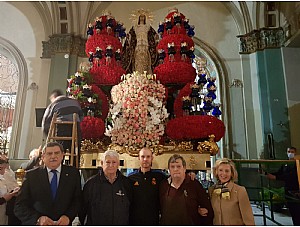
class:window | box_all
[0,54,18,154]
[265,2,278,28]
[61,23,68,34]
[59,7,67,20]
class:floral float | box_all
[105,71,169,152]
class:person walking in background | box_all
[42,89,83,154]
[266,147,300,225]
[159,154,213,225]
[14,142,82,225]
[79,149,133,225]
[128,147,166,225]
[209,158,255,225]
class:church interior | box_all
[0,1,300,225]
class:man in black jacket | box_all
[266,147,300,225]
[80,149,133,225]
[128,147,166,225]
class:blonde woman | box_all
[208,158,255,225]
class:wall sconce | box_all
[229,79,243,88]
[27,82,38,90]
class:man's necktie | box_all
[50,169,57,199]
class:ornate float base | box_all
[80,149,211,170]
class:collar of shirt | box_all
[46,165,62,183]
[46,165,62,174]
[104,171,119,183]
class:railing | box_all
[232,159,299,226]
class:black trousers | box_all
[287,201,300,225]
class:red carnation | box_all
[166,115,225,142]
[80,116,105,140]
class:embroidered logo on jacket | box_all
[152,178,156,185]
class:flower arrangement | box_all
[67,71,108,119]
[156,34,194,55]
[154,61,196,84]
[86,12,126,86]
[173,82,195,117]
[90,84,109,119]
[166,115,225,142]
[105,71,169,147]
[90,65,125,85]
[80,116,105,140]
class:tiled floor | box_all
[73,203,294,226]
[252,203,293,226]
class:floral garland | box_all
[85,35,122,57]
[166,115,225,142]
[67,71,108,118]
[80,116,105,140]
[105,71,169,147]
[154,62,196,84]
[157,34,194,54]
[90,85,109,119]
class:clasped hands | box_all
[37,215,69,226]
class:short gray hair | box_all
[102,149,119,161]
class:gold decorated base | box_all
[79,139,216,170]
[80,149,211,170]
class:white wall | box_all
[0,2,50,157]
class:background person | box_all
[20,146,43,171]
[0,158,20,225]
[159,154,213,225]
[14,142,82,226]
[209,158,255,225]
[79,149,133,225]
[265,147,300,225]
[42,89,83,155]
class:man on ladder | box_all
[42,89,83,167]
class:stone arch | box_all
[193,37,232,158]
[0,36,28,158]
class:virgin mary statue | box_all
[122,9,158,74]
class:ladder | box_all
[46,112,79,168]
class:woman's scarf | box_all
[213,181,231,200]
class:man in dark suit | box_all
[14,142,82,225]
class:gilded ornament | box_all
[197,134,219,156]
[15,168,25,187]
[222,191,230,200]
[213,188,222,195]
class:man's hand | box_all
[37,216,55,226]
[266,173,276,180]
[56,215,70,226]
[3,192,13,201]
[198,207,208,216]
[188,172,196,181]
